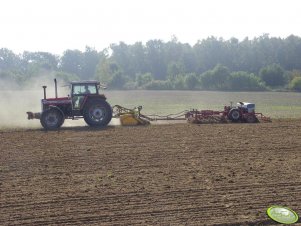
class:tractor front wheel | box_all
[40,108,64,130]
[228,108,241,122]
[83,99,112,127]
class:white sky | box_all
[0,0,300,54]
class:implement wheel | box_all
[40,108,64,130]
[83,99,112,127]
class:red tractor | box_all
[27,79,112,129]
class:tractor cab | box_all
[72,82,98,95]
[70,81,102,109]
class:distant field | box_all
[0,90,301,129]
[106,90,301,118]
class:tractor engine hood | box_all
[42,97,72,105]
[237,102,255,113]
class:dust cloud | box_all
[0,89,42,129]
[0,76,68,129]
[0,77,121,129]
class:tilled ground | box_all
[0,120,301,225]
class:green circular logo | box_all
[267,206,299,224]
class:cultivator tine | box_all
[260,116,272,122]
[255,113,272,122]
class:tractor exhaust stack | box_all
[54,78,58,98]
[42,86,47,99]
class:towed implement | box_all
[112,105,151,126]
[112,102,270,125]
[185,102,271,124]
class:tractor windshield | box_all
[72,84,97,95]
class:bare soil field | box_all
[0,120,300,225]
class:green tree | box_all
[108,71,127,89]
[285,70,301,83]
[167,62,184,80]
[259,64,285,87]
[194,37,226,72]
[145,39,167,80]
[185,73,199,89]
[110,42,133,77]
[282,35,301,70]
[200,64,230,90]
[23,51,58,70]
[199,70,214,89]
[95,58,120,84]
[130,42,148,75]
[289,77,301,91]
[81,46,103,79]
[173,75,186,90]
[0,48,21,71]
[136,73,153,87]
[60,50,83,77]
[228,72,266,91]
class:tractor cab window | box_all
[72,84,97,95]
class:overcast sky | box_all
[0,0,300,54]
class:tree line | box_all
[1,34,301,91]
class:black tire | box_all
[83,99,112,127]
[228,108,241,122]
[40,108,64,130]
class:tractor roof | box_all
[70,80,100,85]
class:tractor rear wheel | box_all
[83,99,112,127]
[40,108,64,130]
[228,108,241,122]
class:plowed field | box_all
[1,120,301,225]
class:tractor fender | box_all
[81,95,107,110]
